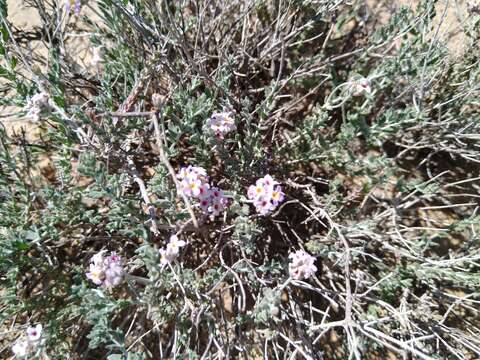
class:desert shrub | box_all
[1,0,480,359]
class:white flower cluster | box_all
[288,250,317,280]
[86,251,125,287]
[177,165,229,218]
[159,234,187,265]
[25,92,52,122]
[11,324,42,358]
[206,111,236,139]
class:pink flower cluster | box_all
[86,251,125,287]
[288,250,317,280]
[159,234,186,265]
[176,165,228,217]
[177,166,210,198]
[247,175,285,215]
[199,187,229,217]
[12,324,42,357]
[206,111,236,139]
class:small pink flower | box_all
[253,183,266,198]
[211,188,221,198]
[190,179,204,197]
[199,197,210,212]
[177,166,209,198]
[26,324,42,343]
[159,248,174,265]
[12,323,43,357]
[288,250,317,280]
[104,262,124,287]
[160,235,187,265]
[209,196,228,217]
[271,185,284,205]
[108,252,120,262]
[86,263,104,285]
[259,174,276,189]
[203,187,228,217]
[209,202,222,216]
[197,183,211,198]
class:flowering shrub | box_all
[1,1,480,359]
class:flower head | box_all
[206,111,236,139]
[182,177,203,197]
[177,166,209,198]
[247,175,284,215]
[103,255,125,287]
[209,196,228,217]
[12,324,43,358]
[86,251,125,287]
[288,250,317,280]
[26,324,42,343]
[176,165,229,217]
[197,186,229,217]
